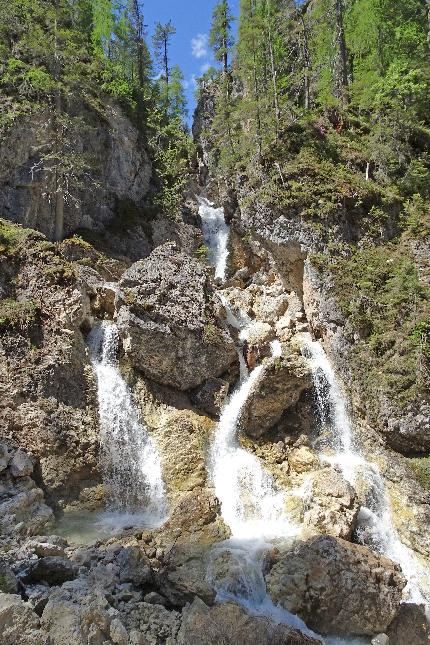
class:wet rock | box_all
[303,468,359,539]
[386,603,430,644]
[177,597,321,645]
[117,243,236,390]
[288,446,320,473]
[371,635,389,645]
[0,592,47,645]
[266,535,406,636]
[21,557,78,586]
[240,352,312,438]
[191,377,229,416]
[156,544,215,607]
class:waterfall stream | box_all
[300,333,430,611]
[88,321,167,530]
[197,196,230,281]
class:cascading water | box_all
[197,196,230,281]
[300,332,430,611]
[88,321,167,530]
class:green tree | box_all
[209,0,235,74]
[152,20,176,104]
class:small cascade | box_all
[300,332,430,611]
[197,196,230,281]
[88,321,167,529]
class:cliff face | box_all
[0,100,152,240]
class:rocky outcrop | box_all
[303,467,359,539]
[240,351,312,438]
[0,444,54,539]
[177,598,320,645]
[266,535,406,636]
[117,243,237,390]
[0,102,152,240]
[387,603,430,645]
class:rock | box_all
[0,474,54,537]
[116,547,152,586]
[303,467,359,539]
[191,378,229,416]
[9,449,34,477]
[0,561,19,593]
[0,443,11,473]
[25,536,68,558]
[41,580,112,645]
[117,243,236,390]
[266,535,406,636]
[177,598,320,645]
[387,603,430,644]
[110,617,129,645]
[143,591,167,606]
[288,446,320,473]
[371,635,389,645]
[121,600,181,644]
[240,351,312,438]
[0,592,47,645]
[156,545,216,607]
[21,557,78,586]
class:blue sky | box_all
[143,0,240,121]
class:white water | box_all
[197,196,230,281]
[300,333,430,611]
[88,322,167,530]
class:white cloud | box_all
[191,33,209,59]
[200,63,211,74]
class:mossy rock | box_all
[0,298,39,331]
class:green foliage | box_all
[409,456,430,491]
[195,244,210,261]
[0,299,39,332]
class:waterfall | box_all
[300,332,430,611]
[88,321,167,529]
[197,196,230,281]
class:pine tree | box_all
[152,20,176,104]
[209,0,234,74]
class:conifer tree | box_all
[209,0,234,74]
[152,20,176,104]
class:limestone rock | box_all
[387,603,430,645]
[191,378,229,416]
[156,545,216,607]
[288,446,320,474]
[266,535,406,636]
[9,449,34,478]
[0,592,47,645]
[177,598,320,645]
[303,467,359,539]
[240,352,312,438]
[117,243,236,390]
[21,556,78,586]
[0,561,19,593]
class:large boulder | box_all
[240,351,311,438]
[177,598,321,645]
[0,593,47,645]
[266,535,406,636]
[117,243,236,390]
[303,467,359,539]
[20,557,78,586]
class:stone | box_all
[177,598,320,645]
[288,446,320,473]
[387,603,430,645]
[191,378,229,416]
[117,243,236,390]
[266,535,406,636]
[156,545,215,607]
[0,592,47,645]
[240,351,312,438]
[371,635,389,645]
[21,556,78,586]
[9,449,34,477]
[110,618,128,645]
[303,467,359,539]
[0,443,11,472]
[116,547,152,586]
[0,561,19,593]
[0,478,54,537]
[143,592,167,606]
[25,536,68,558]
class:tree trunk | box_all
[53,0,64,242]
[163,35,169,100]
[266,5,280,133]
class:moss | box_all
[0,219,35,253]
[0,298,39,331]
[409,456,430,490]
[203,322,221,344]
[195,244,209,262]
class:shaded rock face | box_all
[117,243,237,390]
[0,102,152,240]
[177,598,321,645]
[387,603,430,645]
[240,351,312,438]
[266,535,405,636]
